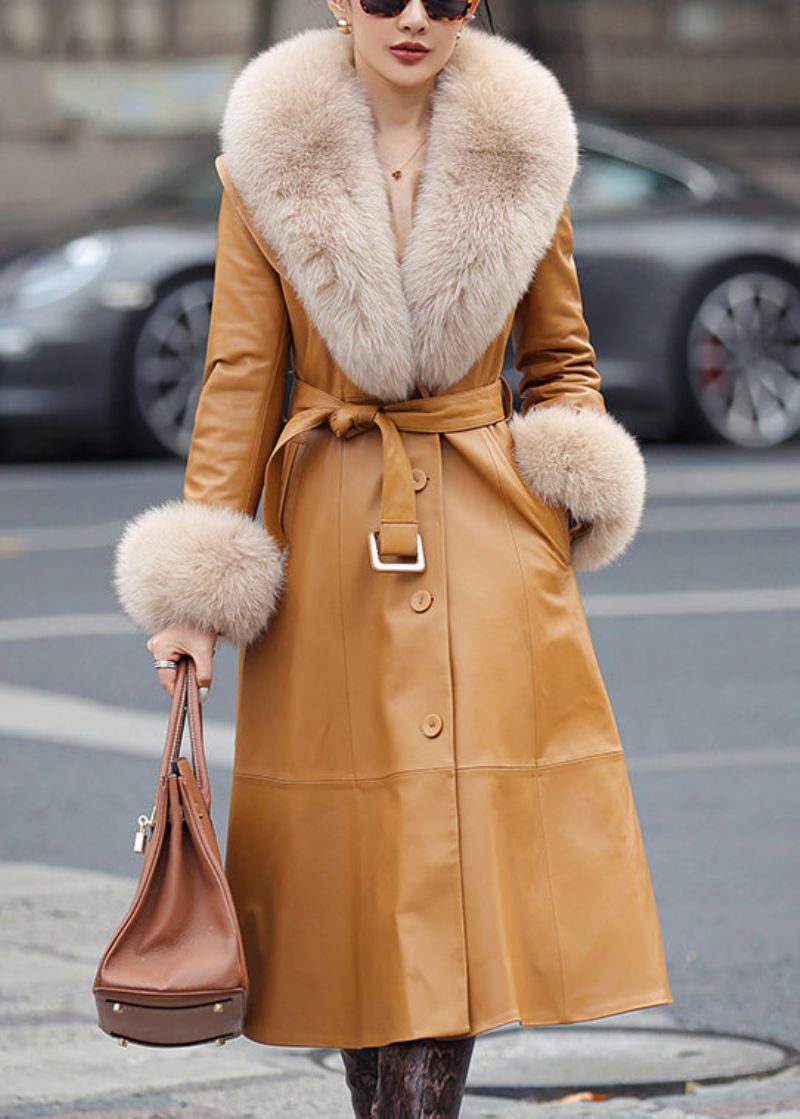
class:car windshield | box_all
[570,148,692,216]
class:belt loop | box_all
[499,376,514,420]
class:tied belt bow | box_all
[264,376,513,572]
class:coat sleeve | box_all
[112,180,290,646]
[506,200,646,572]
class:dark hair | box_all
[473,0,496,34]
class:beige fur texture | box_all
[220,26,579,402]
[114,501,287,646]
[507,405,647,570]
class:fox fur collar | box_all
[220,25,579,401]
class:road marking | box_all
[0,613,136,640]
[643,501,800,532]
[0,682,796,775]
[0,682,235,768]
[583,586,800,617]
[0,522,122,556]
[2,497,800,558]
[1,584,799,648]
[646,464,800,498]
[1,457,800,496]
[630,746,800,772]
[0,466,180,492]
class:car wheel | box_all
[684,267,800,448]
[126,274,213,457]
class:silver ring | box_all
[153,659,180,670]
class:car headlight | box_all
[8,235,112,310]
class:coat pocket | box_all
[483,423,572,567]
[277,439,308,541]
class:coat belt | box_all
[264,376,513,566]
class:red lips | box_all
[391,41,429,53]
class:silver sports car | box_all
[1,116,799,457]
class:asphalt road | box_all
[1,439,798,1063]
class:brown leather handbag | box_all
[93,656,248,1047]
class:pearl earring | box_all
[336,17,352,34]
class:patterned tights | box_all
[340,1035,477,1118]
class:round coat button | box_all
[410,589,433,613]
[421,713,443,738]
[411,467,428,492]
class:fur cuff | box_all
[507,404,646,571]
[113,500,287,646]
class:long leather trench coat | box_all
[115,25,673,1048]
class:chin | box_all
[384,56,442,85]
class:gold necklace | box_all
[382,134,428,181]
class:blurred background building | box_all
[1,0,799,233]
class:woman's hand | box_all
[146,623,217,700]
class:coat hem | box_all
[240,990,674,1049]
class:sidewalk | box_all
[2,862,798,1119]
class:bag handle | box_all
[157,657,211,812]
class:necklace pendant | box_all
[391,169,402,180]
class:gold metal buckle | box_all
[368,530,425,573]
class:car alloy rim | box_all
[687,270,800,448]
[132,277,213,455]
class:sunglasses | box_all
[359,0,473,20]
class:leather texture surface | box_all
[114,28,676,1049]
[172,162,674,1048]
[93,660,248,1047]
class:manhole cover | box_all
[314,1025,799,1101]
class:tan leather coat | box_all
[115,26,672,1048]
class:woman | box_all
[114,1,673,1114]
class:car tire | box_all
[682,264,800,448]
[124,273,214,458]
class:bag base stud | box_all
[213,1002,224,1013]
[117,1037,129,1047]
[112,1002,123,1013]
[216,1037,227,1046]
